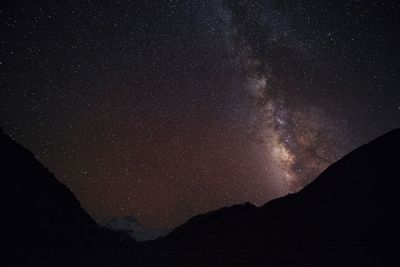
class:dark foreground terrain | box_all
[15,247,398,266]
[7,128,400,266]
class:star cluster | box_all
[1,0,399,228]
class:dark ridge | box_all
[163,202,256,244]
[3,130,133,248]
[159,128,400,250]
[6,127,400,265]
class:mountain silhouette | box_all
[6,126,400,265]
[2,128,132,249]
[160,129,400,251]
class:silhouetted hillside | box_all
[160,128,400,250]
[6,127,400,266]
[2,128,130,248]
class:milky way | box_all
[2,0,399,228]
[223,0,346,193]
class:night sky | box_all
[2,0,399,228]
